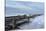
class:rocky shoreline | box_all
[5,14,42,31]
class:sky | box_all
[6,0,44,17]
[6,0,44,2]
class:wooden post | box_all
[28,17,30,23]
[12,16,16,29]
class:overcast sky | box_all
[6,1,44,16]
[8,0,44,2]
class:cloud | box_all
[10,0,44,2]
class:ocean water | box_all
[5,0,44,17]
[18,15,44,29]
